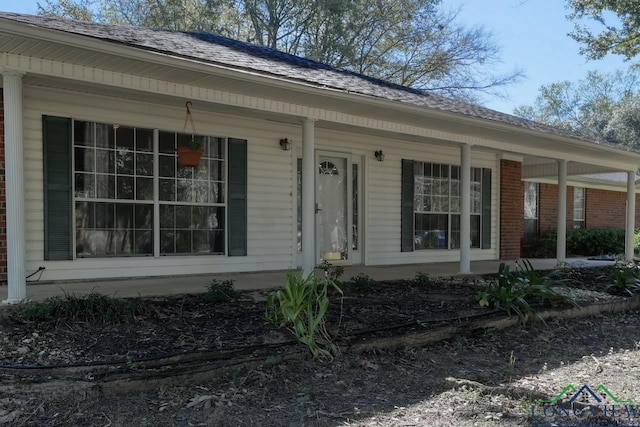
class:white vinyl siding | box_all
[23,85,498,281]
[23,86,294,280]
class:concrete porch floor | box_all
[2,258,617,303]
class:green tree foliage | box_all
[513,68,640,148]
[36,0,522,102]
[567,0,640,61]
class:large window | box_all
[73,120,226,257]
[524,182,538,239]
[413,162,482,250]
[573,186,585,229]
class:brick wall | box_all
[585,188,640,229]
[0,89,6,283]
[499,159,523,259]
[538,184,640,231]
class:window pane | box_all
[135,205,153,229]
[210,160,224,181]
[136,153,153,176]
[159,179,175,201]
[414,213,447,249]
[451,214,460,249]
[75,147,95,173]
[176,179,193,202]
[74,121,94,146]
[75,173,95,198]
[136,177,153,201]
[573,187,585,221]
[161,230,175,253]
[160,205,175,228]
[115,126,135,150]
[524,182,538,219]
[96,174,115,199]
[95,203,114,229]
[208,137,225,159]
[95,123,114,148]
[159,156,177,177]
[175,205,191,229]
[75,202,94,228]
[135,231,153,254]
[353,164,358,251]
[194,180,209,203]
[117,150,134,175]
[524,219,538,240]
[136,128,154,152]
[96,149,115,174]
[175,230,191,253]
[471,215,480,248]
[117,176,135,199]
[159,131,175,154]
[116,204,134,229]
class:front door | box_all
[316,153,352,263]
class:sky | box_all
[0,0,632,114]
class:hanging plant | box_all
[177,137,204,167]
[177,101,204,167]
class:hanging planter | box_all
[177,146,204,167]
[177,101,204,167]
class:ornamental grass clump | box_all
[476,260,578,324]
[603,265,640,296]
[265,272,342,360]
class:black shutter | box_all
[481,168,492,249]
[43,116,73,260]
[228,138,247,256]
[401,159,415,252]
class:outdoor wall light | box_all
[375,150,385,162]
[279,138,292,151]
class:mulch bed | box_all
[0,264,629,368]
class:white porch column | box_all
[301,118,316,277]
[556,159,567,263]
[626,170,636,262]
[459,144,471,274]
[2,71,27,303]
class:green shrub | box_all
[521,231,557,258]
[603,265,640,296]
[342,273,375,294]
[477,261,578,324]
[522,228,628,258]
[265,272,342,360]
[413,272,432,286]
[567,228,625,256]
[203,279,239,303]
[16,292,149,324]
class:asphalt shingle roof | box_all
[0,12,625,149]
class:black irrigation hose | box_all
[0,309,505,371]
[342,309,504,337]
[0,339,299,370]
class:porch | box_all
[2,257,615,302]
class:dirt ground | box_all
[1,265,640,426]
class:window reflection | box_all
[74,120,227,257]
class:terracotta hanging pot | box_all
[177,146,204,167]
